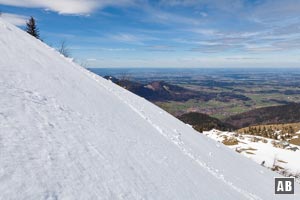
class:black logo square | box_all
[275,177,295,194]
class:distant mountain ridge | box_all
[104,76,207,101]
[104,76,250,102]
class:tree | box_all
[26,16,39,39]
[58,40,70,58]
[288,126,294,134]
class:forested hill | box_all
[179,112,235,132]
[224,103,300,129]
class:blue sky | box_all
[1,0,300,68]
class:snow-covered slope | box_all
[203,130,300,180]
[0,19,298,200]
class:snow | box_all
[203,130,300,178]
[0,18,299,199]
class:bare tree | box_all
[74,58,89,68]
[79,61,89,68]
[58,40,70,58]
[271,155,279,171]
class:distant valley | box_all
[92,68,300,120]
[103,75,250,102]
[100,73,300,134]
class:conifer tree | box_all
[26,17,39,39]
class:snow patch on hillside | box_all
[204,130,300,181]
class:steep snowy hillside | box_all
[0,19,299,200]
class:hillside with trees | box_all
[178,112,235,132]
[224,103,300,129]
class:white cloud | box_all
[199,12,208,17]
[70,46,136,52]
[144,45,175,52]
[0,0,132,14]
[143,7,200,26]
[109,33,158,45]
[111,33,142,43]
[158,0,198,7]
[0,13,28,26]
[87,58,97,61]
[189,28,220,36]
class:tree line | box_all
[243,125,295,140]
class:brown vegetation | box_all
[222,137,239,145]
